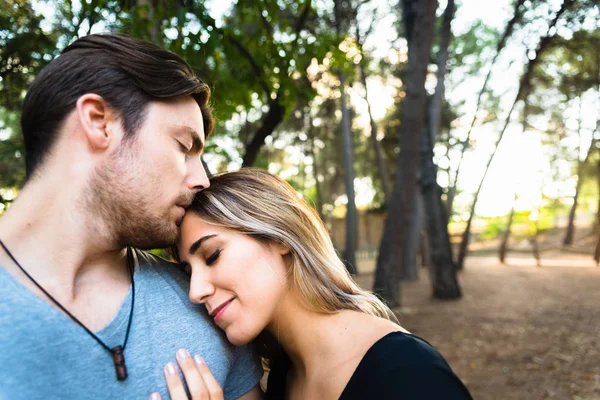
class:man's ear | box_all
[75,94,118,151]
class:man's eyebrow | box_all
[189,234,217,255]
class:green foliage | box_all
[449,19,500,74]
[536,29,600,99]
[0,0,598,226]
[0,108,24,188]
[479,216,508,240]
[479,208,557,241]
[0,0,59,112]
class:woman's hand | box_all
[149,349,224,400]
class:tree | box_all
[595,157,600,265]
[499,105,530,264]
[353,7,392,204]
[373,0,438,306]
[332,0,358,274]
[551,30,600,245]
[456,0,576,270]
[337,69,358,274]
[499,193,518,264]
[421,0,461,299]
[563,113,595,246]
[0,0,64,198]
[446,0,527,216]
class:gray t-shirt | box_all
[0,249,262,399]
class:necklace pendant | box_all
[111,345,128,381]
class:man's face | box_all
[88,96,209,249]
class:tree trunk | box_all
[428,0,455,145]
[500,111,527,264]
[531,213,542,267]
[563,166,583,246]
[339,71,358,275]
[595,158,600,265]
[422,116,461,298]
[352,0,391,204]
[422,175,460,298]
[447,0,526,219]
[422,101,460,299]
[242,99,285,167]
[564,100,591,245]
[402,189,422,281]
[456,0,574,270]
[595,238,600,266]
[456,99,517,270]
[373,0,438,306]
[594,45,600,239]
[307,112,325,221]
[420,0,461,299]
[418,228,430,268]
[358,62,392,204]
[596,155,600,237]
[499,194,517,264]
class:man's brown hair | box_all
[21,33,213,178]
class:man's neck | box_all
[0,179,129,304]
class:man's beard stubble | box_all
[84,151,185,250]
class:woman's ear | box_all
[272,242,290,256]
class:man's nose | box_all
[187,156,210,193]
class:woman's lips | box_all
[211,299,234,322]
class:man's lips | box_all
[210,298,234,321]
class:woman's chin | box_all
[226,329,255,347]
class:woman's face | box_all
[178,212,290,345]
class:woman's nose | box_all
[188,269,215,304]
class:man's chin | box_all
[121,224,179,250]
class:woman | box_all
[151,169,472,400]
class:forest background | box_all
[1,0,599,398]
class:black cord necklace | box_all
[0,238,135,381]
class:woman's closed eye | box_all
[206,249,221,266]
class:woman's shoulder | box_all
[366,331,453,369]
[345,314,441,369]
[340,331,474,400]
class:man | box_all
[0,34,262,399]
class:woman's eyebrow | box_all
[189,234,218,255]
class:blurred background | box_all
[1,0,599,398]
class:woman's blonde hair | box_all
[185,168,396,322]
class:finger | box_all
[163,362,188,400]
[193,355,224,400]
[149,393,162,400]
[176,349,210,400]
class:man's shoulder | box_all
[135,249,186,279]
[133,249,193,302]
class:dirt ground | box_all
[355,251,600,400]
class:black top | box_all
[266,331,473,399]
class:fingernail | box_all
[194,355,205,366]
[176,349,190,360]
[149,393,161,400]
[165,363,176,375]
